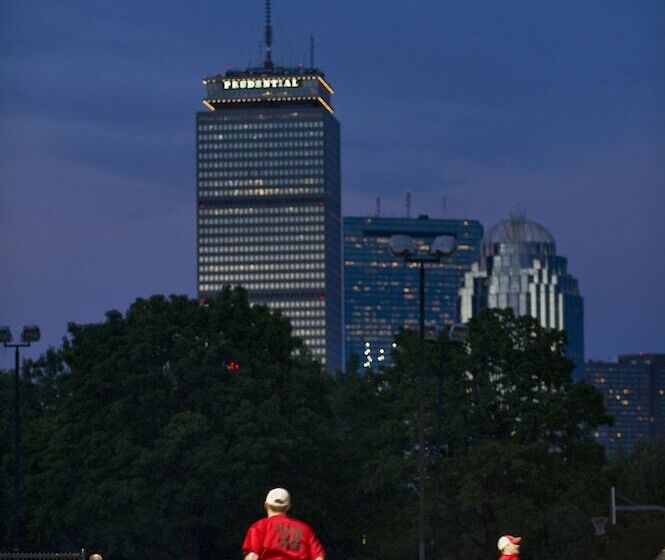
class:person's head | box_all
[498,535,521,555]
[264,487,291,515]
[89,555,103,560]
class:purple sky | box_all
[1,0,664,368]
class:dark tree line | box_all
[1,290,663,559]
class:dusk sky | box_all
[1,0,664,368]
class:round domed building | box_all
[459,215,584,377]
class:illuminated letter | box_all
[223,80,231,89]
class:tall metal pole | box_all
[13,345,22,552]
[418,261,426,560]
[389,234,456,560]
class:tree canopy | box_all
[336,309,611,560]
[2,290,347,559]
[3,299,662,560]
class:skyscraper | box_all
[585,355,665,453]
[196,4,342,370]
[344,215,483,368]
[618,353,665,438]
[459,216,584,376]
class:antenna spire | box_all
[406,188,412,218]
[264,0,273,69]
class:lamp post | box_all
[1,324,41,552]
[389,234,456,560]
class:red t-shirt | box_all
[498,555,520,560]
[242,514,325,560]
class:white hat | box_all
[265,488,290,508]
[498,535,522,551]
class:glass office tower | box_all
[618,353,665,439]
[344,215,483,368]
[585,359,655,453]
[196,67,342,370]
[459,216,584,377]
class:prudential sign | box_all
[223,77,301,90]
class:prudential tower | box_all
[195,1,342,370]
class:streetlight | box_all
[389,234,456,560]
[1,324,41,552]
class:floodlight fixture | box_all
[388,235,416,258]
[0,326,13,344]
[430,235,456,258]
[20,325,41,344]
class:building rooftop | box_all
[483,216,555,245]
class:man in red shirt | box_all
[497,535,522,559]
[242,488,325,560]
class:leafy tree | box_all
[1,302,617,560]
[331,365,417,560]
[0,369,12,546]
[7,290,346,559]
[605,437,665,560]
[337,309,611,560]
[435,310,610,560]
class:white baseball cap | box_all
[497,535,522,551]
[265,488,291,507]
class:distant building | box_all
[618,353,665,438]
[196,7,342,370]
[344,215,483,368]
[585,354,665,453]
[459,216,584,377]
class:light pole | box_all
[389,234,456,560]
[1,324,41,552]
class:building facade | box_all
[618,353,665,439]
[585,354,665,453]
[459,216,584,377]
[196,67,342,370]
[344,215,483,368]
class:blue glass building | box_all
[344,215,483,368]
[459,216,584,377]
[618,354,665,439]
[585,356,664,453]
[196,11,342,370]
